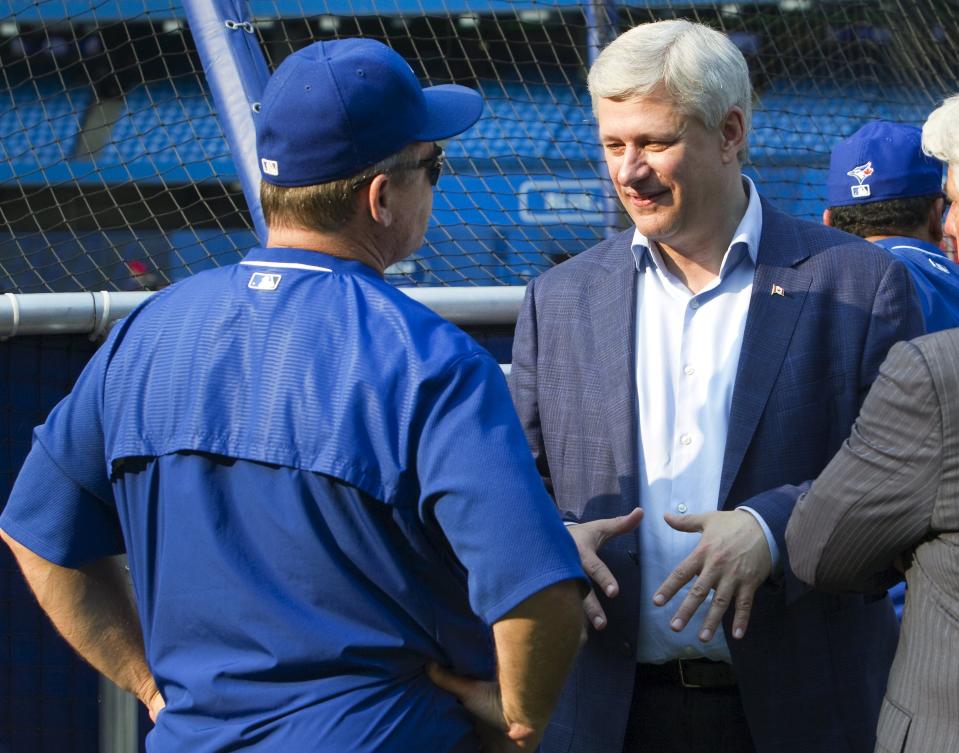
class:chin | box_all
[630,217,678,242]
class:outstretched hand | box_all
[568,508,643,630]
[653,509,771,642]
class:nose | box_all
[945,203,958,260]
[615,145,651,187]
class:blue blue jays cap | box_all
[256,38,483,186]
[827,121,943,207]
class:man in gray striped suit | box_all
[787,93,959,753]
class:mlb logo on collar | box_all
[249,272,282,291]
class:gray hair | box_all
[922,95,959,166]
[587,19,752,161]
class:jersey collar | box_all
[242,246,383,280]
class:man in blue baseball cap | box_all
[0,38,587,753]
[824,120,959,335]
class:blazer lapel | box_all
[589,240,639,496]
[719,204,812,508]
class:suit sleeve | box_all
[858,255,927,395]
[786,339,939,593]
[738,257,924,598]
[509,279,558,504]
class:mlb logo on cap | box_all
[254,38,483,186]
[827,121,943,208]
[846,161,874,198]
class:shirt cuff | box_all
[738,506,782,577]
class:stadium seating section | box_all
[96,78,234,182]
[0,66,949,290]
[0,81,90,182]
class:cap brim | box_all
[417,84,484,141]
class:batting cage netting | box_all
[1,0,958,294]
[1,1,959,751]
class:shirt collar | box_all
[630,176,763,275]
[872,236,948,259]
[242,246,384,280]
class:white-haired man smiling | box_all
[444,18,923,753]
[923,95,959,258]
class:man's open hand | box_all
[567,508,643,630]
[653,509,771,642]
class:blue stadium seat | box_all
[0,83,90,170]
[446,80,595,164]
[751,81,943,165]
[98,77,236,182]
[744,165,830,223]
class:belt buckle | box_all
[678,659,702,689]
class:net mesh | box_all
[1,0,958,292]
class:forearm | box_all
[788,340,939,593]
[492,579,585,748]
[1,529,160,709]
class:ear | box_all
[719,106,747,164]
[366,173,394,228]
[928,196,945,244]
[822,208,833,227]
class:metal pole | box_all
[98,556,139,753]
[584,0,620,239]
[182,0,271,241]
[0,288,528,339]
[99,678,138,753]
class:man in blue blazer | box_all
[508,20,923,753]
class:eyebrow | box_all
[599,118,688,143]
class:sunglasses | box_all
[352,144,445,191]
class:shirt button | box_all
[684,365,695,376]
[690,300,700,310]
[677,503,688,514]
[684,645,697,656]
[622,641,634,657]
[680,434,692,446]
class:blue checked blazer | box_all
[510,200,924,753]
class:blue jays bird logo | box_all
[847,161,874,198]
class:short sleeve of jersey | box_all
[417,353,586,624]
[0,342,123,567]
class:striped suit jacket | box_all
[788,329,959,753]
[511,199,924,753]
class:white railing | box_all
[0,287,526,339]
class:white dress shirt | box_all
[632,177,777,664]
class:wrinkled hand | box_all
[568,508,643,630]
[135,682,165,723]
[427,663,525,752]
[654,510,771,643]
[133,675,165,723]
[146,689,165,722]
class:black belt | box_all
[637,659,737,689]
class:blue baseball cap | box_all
[827,121,943,207]
[256,38,483,186]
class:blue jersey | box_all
[0,247,585,753]
[874,236,959,333]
